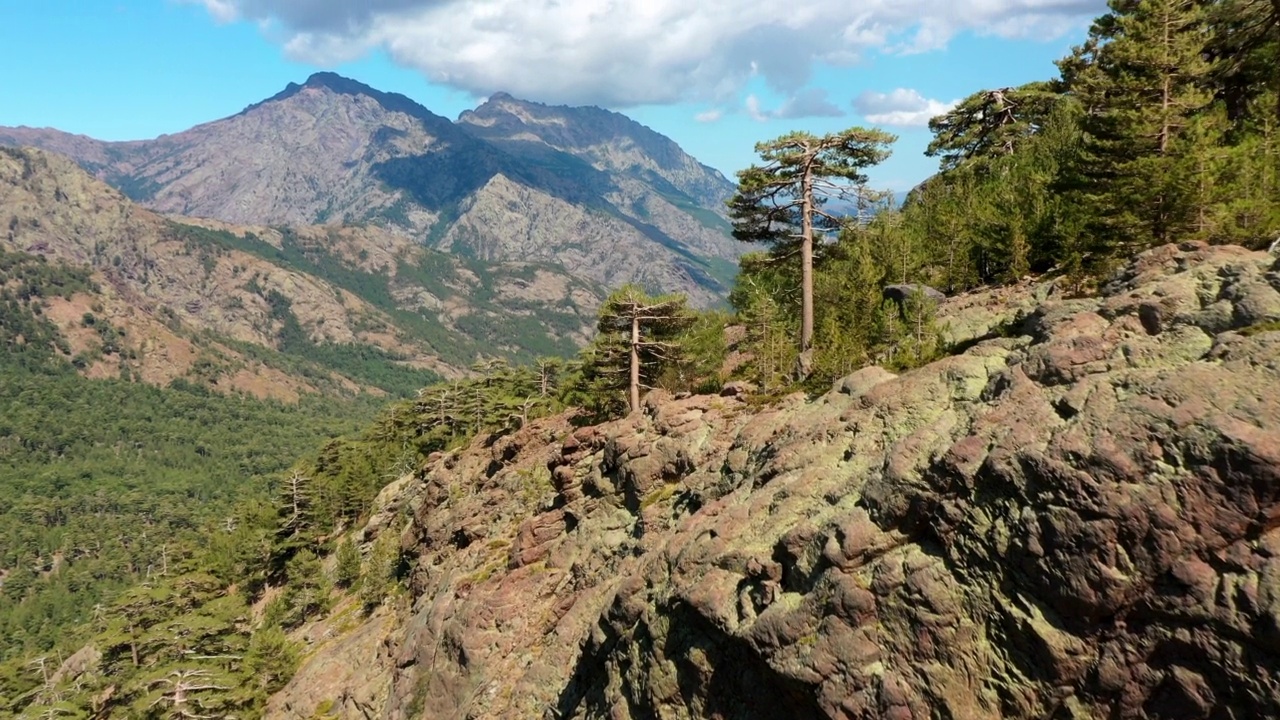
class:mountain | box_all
[460,92,730,207]
[457,92,736,257]
[0,73,742,307]
[0,145,606,395]
[260,242,1279,718]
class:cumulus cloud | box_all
[852,88,957,127]
[775,88,845,119]
[743,88,845,121]
[187,0,1102,107]
[192,0,439,32]
[197,0,240,22]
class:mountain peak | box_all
[1,75,740,309]
[240,72,451,128]
[301,71,376,95]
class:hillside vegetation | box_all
[1,146,607,394]
[730,0,1280,392]
[0,247,380,717]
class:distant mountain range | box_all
[0,145,610,397]
[0,73,741,307]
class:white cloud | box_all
[196,0,240,22]
[188,0,1103,107]
[743,88,845,121]
[694,109,724,123]
[775,88,845,119]
[853,88,957,127]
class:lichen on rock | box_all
[277,242,1280,719]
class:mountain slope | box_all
[455,92,740,289]
[0,74,742,306]
[457,92,735,227]
[0,146,605,393]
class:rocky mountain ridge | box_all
[270,241,1280,718]
[0,74,741,307]
[0,146,606,395]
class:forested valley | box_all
[2,0,1279,716]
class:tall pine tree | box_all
[729,128,895,376]
[1062,0,1214,260]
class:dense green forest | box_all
[0,249,381,716]
[0,245,644,717]
[2,0,1278,715]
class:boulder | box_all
[883,283,946,306]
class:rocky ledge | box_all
[275,242,1280,719]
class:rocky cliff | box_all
[274,241,1280,719]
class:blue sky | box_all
[0,1,1103,190]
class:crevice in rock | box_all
[1052,396,1080,421]
[662,600,824,720]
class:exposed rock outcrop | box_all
[278,242,1280,719]
[882,283,946,305]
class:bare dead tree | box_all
[148,669,229,719]
[535,358,559,397]
[280,469,310,534]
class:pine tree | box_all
[245,625,299,695]
[905,173,978,291]
[333,538,361,590]
[280,549,328,627]
[658,310,730,395]
[589,286,694,414]
[926,81,1065,171]
[729,128,895,376]
[1197,114,1280,245]
[809,227,885,383]
[1062,0,1215,258]
[735,284,796,391]
[359,532,401,614]
[1208,0,1280,124]
[897,288,943,368]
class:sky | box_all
[0,0,1105,190]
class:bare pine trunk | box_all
[800,173,815,354]
[1160,6,1172,155]
[629,315,641,413]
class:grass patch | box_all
[1240,320,1280,336]
[640,482,680,510]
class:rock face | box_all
[0,74,741,306]
[276,242,1280,719]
